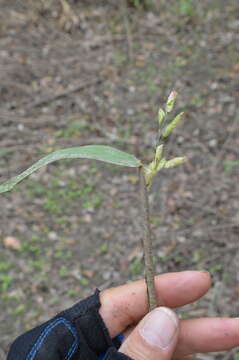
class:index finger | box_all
[100,270,211,337]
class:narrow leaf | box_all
[0,145,141,193]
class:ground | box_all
[0,0,239,358]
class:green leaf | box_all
[0,145,141,193]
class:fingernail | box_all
[139,307,178,349]
[200,270,210,275]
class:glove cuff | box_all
[104,347,133,360]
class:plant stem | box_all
[139,165,157,311]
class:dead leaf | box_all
[144,43,155,51]
[128,175,138,184]
[82,214,92,223]
[233,63,239,72]
[127,246,142,261]
[82,270,94,278]
[66,238,76,245]
[3,236,21,250]
[48,232,58,241]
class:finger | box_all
[124,317,239,356]
[175,357,202,360]
[100,271,211,337]
[119,307,179,360]
[175,317,239,357]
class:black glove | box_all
[7,289,132,360]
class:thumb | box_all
[119,307,179,360]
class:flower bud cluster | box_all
[145,90,187,187]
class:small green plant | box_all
[0,262,11,271]
[130,257,143,276]
[127,0,156,10]
[178,0,195,17]
[13,304,26,316]
[59,265,69,278]
[0,91,186,310]
[224,160,239,173]
[0,274,13,291]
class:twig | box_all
[139,165,157,311]
[25,79,102,110]
[120,0,133,60]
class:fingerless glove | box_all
[7,289,133,360]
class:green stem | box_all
[139,165,157,311]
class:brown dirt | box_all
[0,1,239,359]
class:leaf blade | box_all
[0,145,141,193]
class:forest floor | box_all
[0,1,239,358]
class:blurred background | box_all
[0,0,239,358]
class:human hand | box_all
[100,271,239,360]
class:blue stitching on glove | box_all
[26,317,79,360]
[115,334,124,343]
